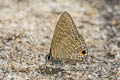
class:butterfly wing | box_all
[49,11,87,62]
[59,34,88,63]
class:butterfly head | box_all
[45,54,51,61]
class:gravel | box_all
[0,0,120,80]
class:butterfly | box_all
[46,11,88,64]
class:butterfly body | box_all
[47,11,88,64]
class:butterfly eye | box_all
[46,55,51,61]
[81,50,86,54]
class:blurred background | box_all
[0,0,120,80]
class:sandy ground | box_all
[0,0,120,80]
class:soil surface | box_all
[0,0,120,80]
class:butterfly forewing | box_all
[50,12,78,58]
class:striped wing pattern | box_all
[49,11,88,63]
